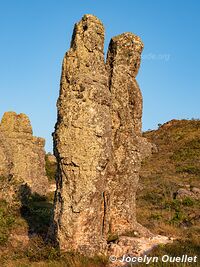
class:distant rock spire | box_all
[0,111,48,199]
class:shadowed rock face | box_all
[51,14,152,256]
[0,112,48,197]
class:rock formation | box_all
[0,111,48,198]
[106,33,151,236]
[51,14,112,255]
[50,14,152,256]
[46,152,57,164]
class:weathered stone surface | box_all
[106,33,152,236]
[106,33,143,136]
[0,111,48,197]
[108,235,172,267]
[46,153,57,164]
[50,15,152,256]
[175,187,200,201]
[51,14,112,255]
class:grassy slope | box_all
[137,119,200,266]
[0,119,199,266]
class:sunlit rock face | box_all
[50,14,152,256]
[0,111,49,198]
[51,14,112,255]
[106,33,151,236]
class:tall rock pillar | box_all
[51,15,152,257]
[106,33,149,236]
[52,15,112,255]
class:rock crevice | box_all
[50,14,152,256]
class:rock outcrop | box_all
[0,111,48,198]
[106,33,150,236]
[175,187,200,201]
[50,14,152,256]
[51,14,112,255]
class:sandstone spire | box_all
[51,15,152,256]
[51,14,112,255]
[0,111,48,198]
[106,33,147,236]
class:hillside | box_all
[136,119,200,265]
[0,119,199,266]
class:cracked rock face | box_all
[51,14,112,255]
[0,111,48,198]
[106,33,143,136]
[51,14,152,256]
[106,33,147,236]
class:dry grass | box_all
[0,119,200,266]
[136,119,200,266]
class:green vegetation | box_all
[171,138,200,162]
[0,119,199,266]
[0,199,16,245]
[19,189,53,238]
[138,240,199,266]
[45,154,57,181]
[137,119,200,266]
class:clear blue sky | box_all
[0,1,199,152]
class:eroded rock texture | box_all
[52,14,112,255]
[106,33,151,236]
[0,111,48,198]
[51,14,151,256]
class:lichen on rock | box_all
[105,32,152,237]
[50,14,153,257]
[0,111,49,199]
[51,14,112,255]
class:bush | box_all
[176,166,200,175]
[45,155,57,181]
[20,191,53,236]
[182,197,195,207]
[0,199,16,245]
[171,139,200,162]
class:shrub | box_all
[176,166,200,175]
[171,139,200,162]
[0,199,16,245]
[45,155,57,181]
[182,197,195,207]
